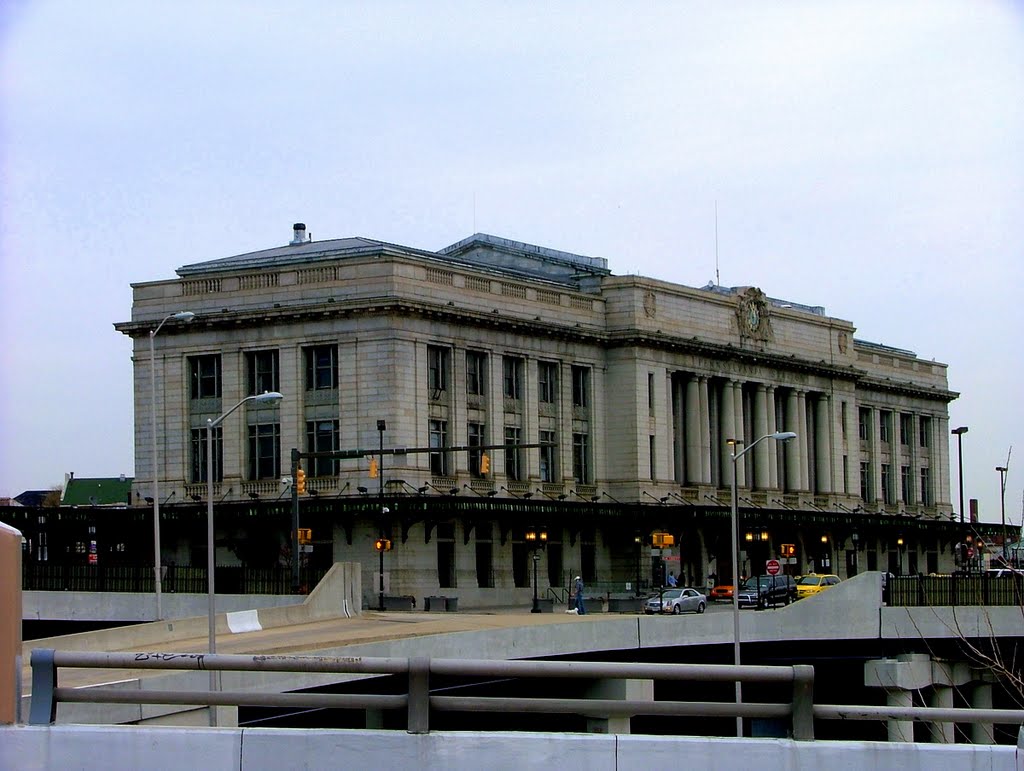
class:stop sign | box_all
[765,559,781,576]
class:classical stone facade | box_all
[116,226,971,608]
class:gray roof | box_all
[175,231,611,286]
[177,237,394,276]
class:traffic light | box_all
[374,537,392,552]
[369,458,379,479]
[480,452,490,474]
[296,467,306,495]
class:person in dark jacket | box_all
[573,576,586,614]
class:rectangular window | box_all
[504,426,522,481]
[247,422,281,480]
[427,345,449,394]
[466,351,486,396]
[920,467,932,506]
[503,356,523,400]
[538,361,557,404]
[841,402,848,439]
[858,408,870,441]
[539,430,557,483]
[860,461,871,502]
[305,345,338,391]
[879,411,891,444]
[899,413,912,446]
[189,355,221,399]
[247,350,280,396]
[919,417,931,448]
[881,463,892,504]
[648,373,655,415]
[306,420,340,477]
[649,435,656,480]
[429,419,449,476]
[468,422,485,477]
[571,365,590,408]
[900,465,912,504]
[572,432,590,483]
[190,426,222,483]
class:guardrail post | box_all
[29,649,58,725]
[790,664,815,741]
[407,656,430,734]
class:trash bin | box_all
[445,597,459,612]
[426,596,446,612]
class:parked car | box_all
[736,575,795,609]
[795,573,841,600]
[643,587,707,615]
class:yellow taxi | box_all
[795,573,840,599]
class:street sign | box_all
[765,559,781,576]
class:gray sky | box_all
[1,1,1021,525]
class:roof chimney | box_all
[290,223,307,245]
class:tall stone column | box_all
[928,685,954,743]
[753,384,769,489]
[971,677,996,744]
[699,377,712,484]
[870,407,883,504]
[672,376,684,483]
[685,377,700,486]
[734,381,747,488]
[721,380,736,489]
[766,386,779,489]
[815,395,832,494]
[797,390,809,492]
[785,389,800,493]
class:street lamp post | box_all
[634,533,642,596]
[377,420,386,612]
[728,430,796,737]
[526,526,548,613]
[149,310,194,620]
[206,390,283,724]
[997,465,1008,562]
[952,427,968,524]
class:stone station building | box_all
[114,225,977,608]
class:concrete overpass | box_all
[17,569,1023,728]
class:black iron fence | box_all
[22,564,327,595]
[885,573,1024,607]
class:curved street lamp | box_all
[149,311,194,620]
[728,430,796,737]
[206,390,283,724]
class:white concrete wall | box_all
[1,725,1017,771]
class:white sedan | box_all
[643,588,707,615]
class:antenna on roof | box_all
[714,200,720,287]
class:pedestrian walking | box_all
[573,575,587,615]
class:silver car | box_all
[643,588,707,615]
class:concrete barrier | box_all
[1,522,22,725]
[0,725,1017,770]
[21,562,362,661]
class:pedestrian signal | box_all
[374,537,392,552]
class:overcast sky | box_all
[1,1,1021,525]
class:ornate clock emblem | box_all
[746,304,760,332]
[736,287,772,341]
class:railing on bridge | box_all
[29,649,1024,740]
[884,573,1024,607]
[22,565,328,595]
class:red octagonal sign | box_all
[765,559,781,576]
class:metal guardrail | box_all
[22,565,327,595]
[30,649,815,738]
[30,649,1024,740]
[884,573,1024,607]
